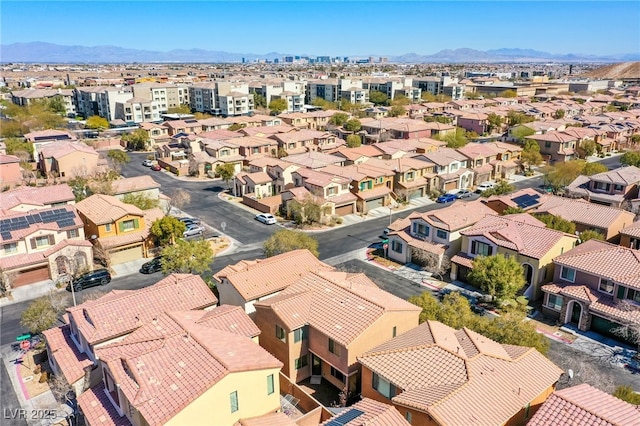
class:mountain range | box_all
[1,42,639,63]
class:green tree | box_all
[107,150,130,165]
[605,104,618,112]
[389,105,406,117]
[613,386,640,405]
[486,113,503,134]
[215,163,236,188]
[474,310,549,354]
[268,98,288,114]
[369,91,389,106]
[0,120,30,138]
[578,139,597,158]
[289,197,323,226]
[67,176,92,202]
[502,206,525,215]
[21,297,59,334]
[467,254,526,300]
[437,127,468,148]
[511,125,536,142]
[535,214,576,234]
[579,229,604,243]
[4,138,33,158]
[312,98,338,111]
[85,115,109,130]
[121,129,150,151]
[631,134,640,145]
[481,180,515,198]
[500,90,518,98]
[521,140,543,171]
[47,96,67,115]
[122,193,159,210]
[343,119,362,133]
[167,104,191,114]
[544,160,586,192]
[264,229,319,257]
[161,239,213,274]
[553,109,566,119]
[620,150,640,167]
[421,92,436,102]
[151,216,186,246]
[424,115,453,125]
[329,113,349,126]
[252,92,267,108]
[581,162,608,176]
[391,94,410,106]
[228,123,245,131]
[507,111,534,126]
[346,134,361,148]
[193,112,213,120]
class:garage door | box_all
[13,265,50,288]
[335,204,354,216]
[408,189,423,200]
[444,181,457,191]
[109,245,143,265]
[366,197,384,211]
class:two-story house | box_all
[357,320,562,426]
[485,141,523,179]
[0,184,75,215]
[455,142,500,186]
[232,136,279,164]
[270,130,328,156]
[254,270,421,393]
[214,249,331,315]
[199,137,244,175]
[619,221,640,250]
[457,112,488,135]
[541,240,640,345]
[0,155,22,187]
[0,206,92,289]
[565,165,640,208]
[319,163,394,213]
[38,142,100,179]
[290,168,357,216]
[387,200,498,268]
[43,274,218,395]
[413,147,474,193]
[234,171,275,198]
[283,151,345,170]
[332,145,385,165]
[362,157,436,201]
[525,132,578,163]
[248,157,299,194]
[75,194,164,265]
[451,214,579,300]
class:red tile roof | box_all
[239,412,297,426]
[75,194,144,225]
[621,221,640,239]
[192,305,261,338]
[0,184,75,212]
[68,274,217,345]
[533,195,635,229]
[42,324,93,385]
[528,383,640,426]
[359,321,563,426]
[77,382,133,426]
[321,398,410,426]
[0,239,92,270]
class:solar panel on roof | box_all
[1,232,12,240]
[512,194,540,209]
[26,216,37,224]
[325,409,365,426]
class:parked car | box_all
[151,165,162,171]
[255,213,277,225]
[178,217,200,226]
[183,224,204,237]
[142,159,154,167]
[66,269,111,292]
[456,189,472,199]
[436,193,457,203]
[475,182,496,193]
[140,257,162,274]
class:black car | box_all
[140,257,163,274]
[66,269,111,292]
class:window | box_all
[120,219,136,232]
[471,240,493,256]
[405,411,412,423]
[330,367,345,382]
[275,325,286,342]
[372,372,396,398]
[594,181,610,191]
[328,338,340,356]
[598,278,614,295]
[326,186,338,196]
[391,240,403,253]
[252,147,259,154]
[293,326,307,343]
[67,229,79,239]
[229,391,239,413]
[105,223,112,232]
[341,184,348,190]
[406,171,415,181]
[33,235,53,248]
[624,288,640,304]
[267,374,274,395]
[545,141,551,148]
[3,243,17,254]
[412,223,429,237]
[436,229,448,239]
[546,294,563,311]
[294,355,308,369]
[392,326,397,338]
[560,267,576,283]
[614,184,624,191]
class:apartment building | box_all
[217,82,255,116]
[132,82,190,113]
[362,77,421,102]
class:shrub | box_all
[39,371,49,383]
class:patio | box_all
[297,377,342,408]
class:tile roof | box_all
[410,199,497,232]
[96,208,163,249]
[0,205,83,244]
[93,310,282,426]
[239,412,297,426]
[390,230,447,255]
[359,321,563,426]
[42,324,93,384]
[589,165,640,185]
[67,274,217,345]
[0,184,75,211]
[214,249,331,301]
[237,171,273,185]
[418,147,468,166]
[77,382,133,426]
[461,214,575,259]
[320,398,411,426]
[0,154,20,164]
[0,239,92,270]
[621,221,640,239]
[528,383,640,426]
[294,167,351,187]
[485,188,549,211]
[355,185,391,200]
[553,240,640,290]
[192,305,261,338]
[283,151,344,169]
[533,195,635,229]
[75,194,144,225]
[39,141,98,159]
[112,176,160,194]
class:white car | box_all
[475,182,496,193]
[183,224,204,237]
[142,159,154,167]
[255,213,277,225]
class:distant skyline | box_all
[2,1,639,57]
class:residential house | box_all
[363,157,436,201]
[421,121,456,139]
[270,130,331,156]
[240,125,294,138]
[619,221,640,249]
[319,163,394,213]
[138,122,170,144]
[290,168,357,216]
[451,214,579,300]
[214,249,331,314]
[387,200,498,267]
[358,320,563,426]
[333,145,385,165]
[525,132,578,163]
[248,157,300,194]
[199,137,244,175]
[198,116,232,132]
[0,184,75,215]
[112,176,167,211]
[414,148,474,192]
[320,398,410,426]
[384,118,435,140]
[231,136,279,164]
[24,129,77,158]
[457,112,488,134]
[565,165,640,208]
[528,383,640,426]
[484,188,550,214]
[43,273,217,395]
[283,151,344,170]
[540,240,640,344]
[0,206,92,289]
[162,119,203,136]
[455,142,501,185]
[254,269,421,392]
[75,194,163,265]
[532,196,635,242]
[0,155,22,186]
[235,171,275,198]
[485,141,523,179]
[38,142,100,179]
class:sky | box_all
[1,1,639,56]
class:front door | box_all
[311,354,322,376]
[570,302,582,325]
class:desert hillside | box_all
[582,62,640,79]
